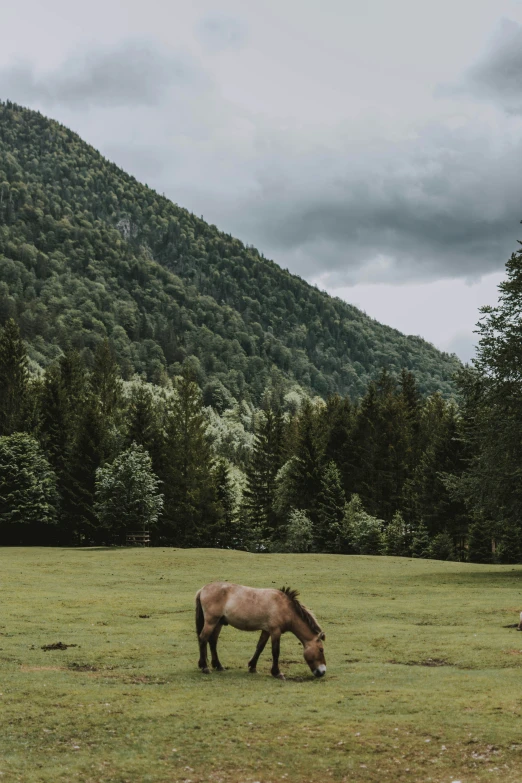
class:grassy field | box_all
[2,549,522,783]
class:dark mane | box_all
[279,586,322,634]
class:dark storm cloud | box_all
[0,41,201,109]
[235,124,522,284]
[196,14,247,52]
[457,19,522,113]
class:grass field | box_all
[2,549,522,783]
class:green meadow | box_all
[2,548,522,783]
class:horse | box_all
[195,582,326,679]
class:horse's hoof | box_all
[201,667,210,674]
[248,667,257,673]
[213,665,225,671]
[277,673,286,681]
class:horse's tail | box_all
[195,590,204,638]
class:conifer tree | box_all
[161,374,218,546]
[316,461,346,551]
[243,406,284,542]
[411,521,431,559]
[383,511,409,557]
[214,459,237,548]
[64,397,109,543]
[467,517,493,564]
[0,319,29,435]
[92,339,122,420]
[496,519,522,565]
[322,395,354,493]
[285,399,324,520]
[125,382,164,475]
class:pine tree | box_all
[411,521,431,558]
[243,407,284,543]
[322,395,355,494]
[0,319,29,435]
[467,517,493,564]
[125,382,164,475]
[429,531,456,561]
[161,375,218,546]
[92,339,122,420]
[286,400,324,520]
[214,459,237,548]
[496,519,522,564]
[384,511,409,557]
[316,461,346,551]
[0,433,59,544]
[64,397,109,543]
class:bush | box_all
[95,443,163,538]
[0,432,59,527]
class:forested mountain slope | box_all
[0,102,459,401]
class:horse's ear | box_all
[318,631,326,641]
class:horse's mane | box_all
[279,586,322,634]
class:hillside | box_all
[0,102,460,401]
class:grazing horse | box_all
[195,582,326,679]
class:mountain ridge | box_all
[0,101,460,401]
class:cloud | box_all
[0,41,203,109]
[196,14,247,52]
[225,121,522,286]
[450,19,522,114]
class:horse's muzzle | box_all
[314,665,326,678]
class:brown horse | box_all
[195,582,326,679]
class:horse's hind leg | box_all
[198,620,219,674]
[248,630,269,673]
[209,623,224,671]
[270,632,284,680]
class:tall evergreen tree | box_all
[214,459,238,548]
[243,406,284,542]
[0,319,29,435]
[161,375,218,546]
[316,461,346,551]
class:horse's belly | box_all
[223,596,274,632]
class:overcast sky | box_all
[2,0,522,361]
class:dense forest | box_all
[0,101,460,403]
[1,102,520,563]
[0,317,468,557]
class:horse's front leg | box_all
[248,630,269,673]
[270,632,285,680]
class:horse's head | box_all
[303,631,326,677]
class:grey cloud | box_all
[223,124,522,286]
[196,14,247,52]
[454,19,522,113]
[0,41,202,109]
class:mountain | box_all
[0,101,460,402]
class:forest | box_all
[1,102,521,563]
[1,237,521,564]
[0,101,459,403]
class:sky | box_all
[2,0,522,362]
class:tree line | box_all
[1,302,514,563]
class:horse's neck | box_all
[289,614,316,645]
